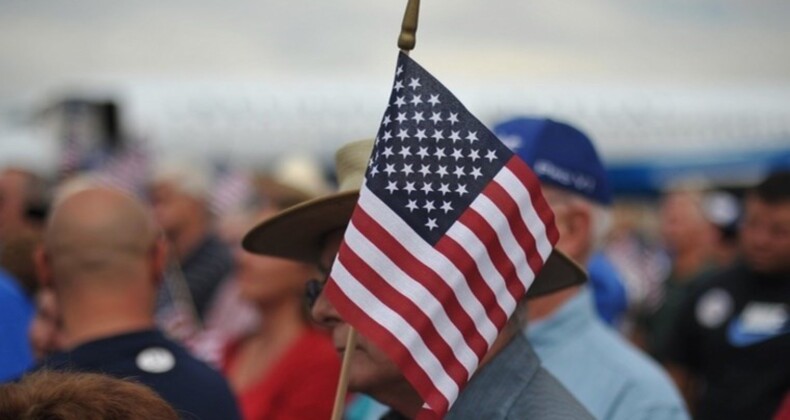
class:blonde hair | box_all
[150,161,212,201]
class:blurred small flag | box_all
[324,52,559,418]
[210,163,253,216]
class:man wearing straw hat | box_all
[243,139,592,419]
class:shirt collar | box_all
[525,287,596,347]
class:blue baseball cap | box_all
[494,117,612,205]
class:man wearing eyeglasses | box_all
[243,139,592,419]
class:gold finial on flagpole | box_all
[398,0,420,53]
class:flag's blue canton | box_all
[366,52,514,245]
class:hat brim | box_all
[243,190,360,264]
[243,191,586,299]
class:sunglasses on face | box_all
[305,278,324,310]
[305,264,330,309]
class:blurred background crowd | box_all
[0,1,788,419]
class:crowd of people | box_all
[0,110,788,419]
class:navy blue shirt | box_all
[38,329,240,420]
[667,263,790,420]
[181,234,234,320]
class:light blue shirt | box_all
[345,394,389,420]
[526,288,689,420]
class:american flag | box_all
[324,52,559,418]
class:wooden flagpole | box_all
[328,2,420,420]
[330,328,357,420]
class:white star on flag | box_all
[324,51,560,419]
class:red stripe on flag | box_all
[323,277,451,416]
[336,242,470,392]
[456,208,526,301]
[434,237,510,331]
[482,179,546,280]
[353,208,490,360]
[506,157,559,245]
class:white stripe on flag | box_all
[344,221,479,377]
[358,186,499,341]
[444,222,519,318]
[469,191,538,291]
[495,167,554,262]
[330,258,460,403]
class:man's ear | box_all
[561,206,593,262]
[33,245,52,288]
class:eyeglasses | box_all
[305,278,324,310]
[305,264,330,309]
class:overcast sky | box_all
[2,0,790,99]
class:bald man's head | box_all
[41,188,162,290]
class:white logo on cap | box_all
[136,347,175,374]
[696,288,734,328]
[498,134,523,151]
[534,160,596,193]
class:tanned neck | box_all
[59,287,156,350]
[673,247,709,281]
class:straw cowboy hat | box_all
[243,139,586,298]
[254,154,332,209]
